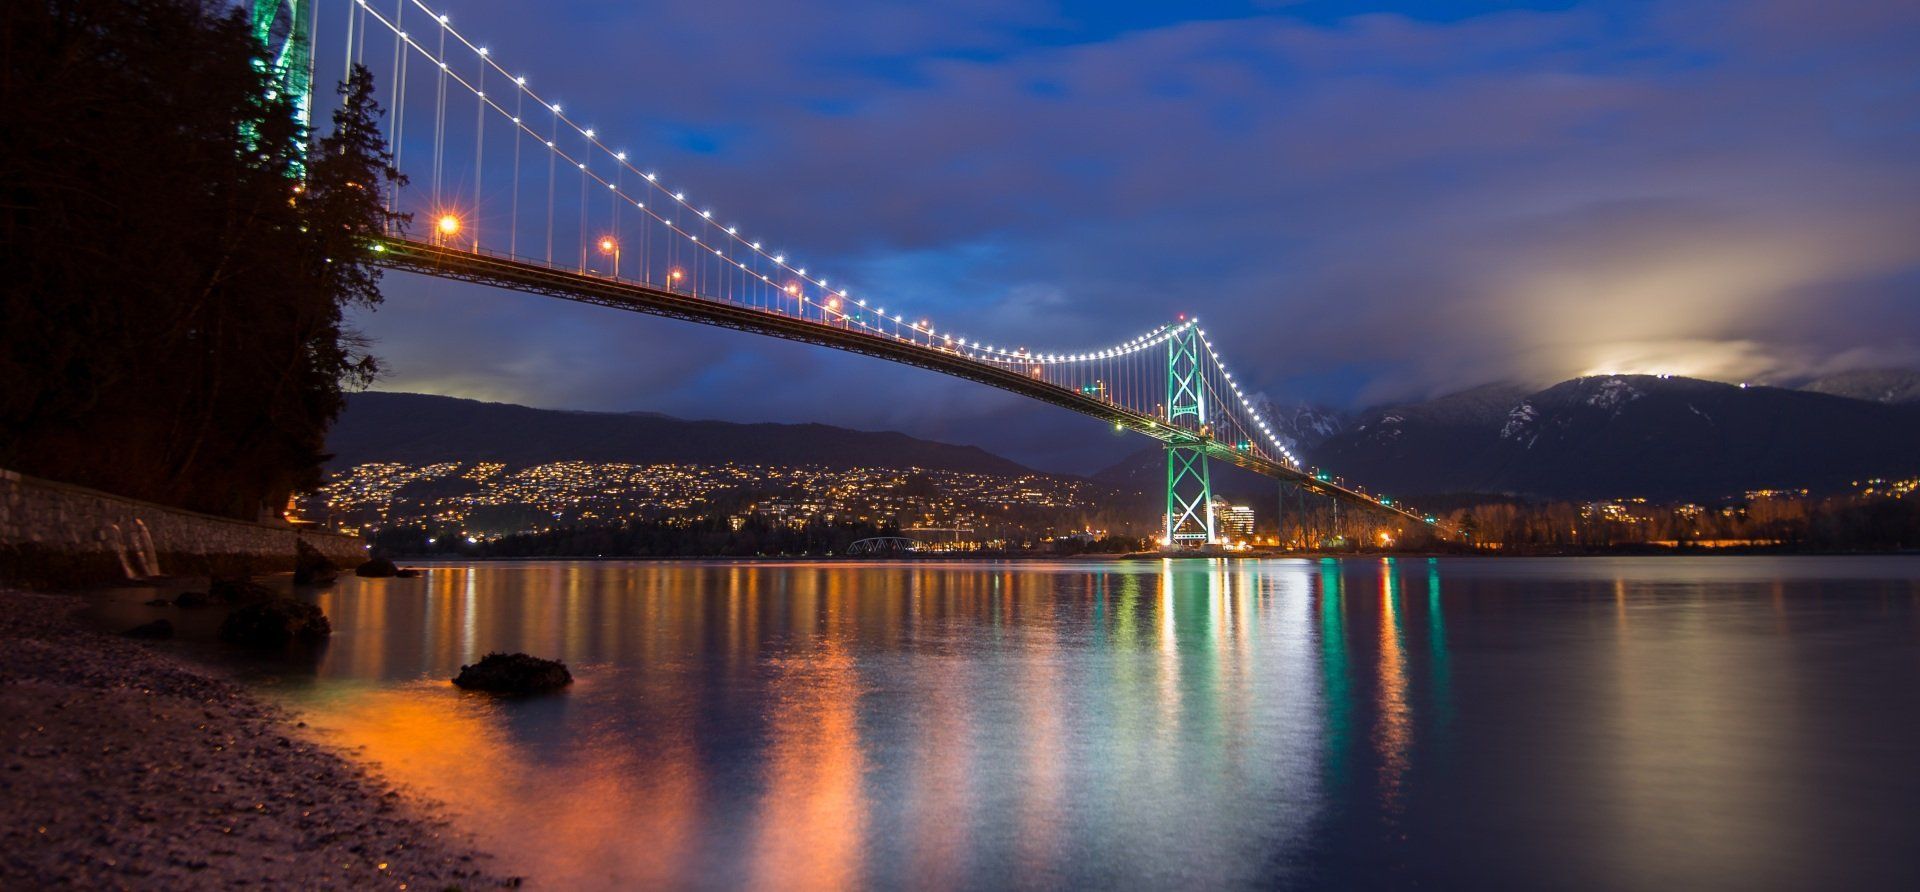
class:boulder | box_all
[173,591,211,608]
[354,557,399,578]
[452,653,573,694]
[124,619,174,639]
[218,598,331,648]
[294,540,340,585]
[208,576,277,604]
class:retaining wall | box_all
[0,468,366,588]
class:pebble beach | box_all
[0,588,511,889]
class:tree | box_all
[0,0,401,519]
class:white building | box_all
[1212,498,1256,541]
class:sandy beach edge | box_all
[0,587,514,889]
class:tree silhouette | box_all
[1,0,402,519]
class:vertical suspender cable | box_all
[387,1,405,213]
[472,60,484,251]
[510,90,521,257]
[431,25,446,210]
[578,158,587,273]
[545,105,556,265]
[343,0,356,85]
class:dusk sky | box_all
[355,0,1920,473]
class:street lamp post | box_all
[598,236,619,278]
[435,213,461,246]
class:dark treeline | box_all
[1,0,400,518]
[1046,535,1151,555]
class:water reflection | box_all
[186,557,1920,889]
[1377,559,1410,816]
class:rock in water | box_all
[218,598,331,648]
[294,540,340,585]
[208,576,277,603]
[452,653,573,694]
[124,619,173,639]
[354,557,399,578]
[173,591,211,608]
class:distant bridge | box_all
[845,537,921,556]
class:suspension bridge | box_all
[256,0,1443,547]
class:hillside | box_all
[1313,375,1920,500]
[1800,369,1920,405]
[1098,374,1920,502]
[326,392,1038,475]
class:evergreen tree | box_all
[0,0,403,519]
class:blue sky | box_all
[348,0,1920,472]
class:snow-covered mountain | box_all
[1311,375,1920,500]
[1092,369,1920,502]
[1254,399,1348,453]
[1341,383,1534,453]
[1800,369,1920,405]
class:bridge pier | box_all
[1276,480,1289,548]
[1165,444,1215,547]
[1163,325,1216,547]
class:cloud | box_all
[346,0,1920,470]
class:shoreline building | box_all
[1212,498,1256,542]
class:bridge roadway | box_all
[375,238,1435,529]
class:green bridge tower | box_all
[250,0,315,138]
[1165,324,1216,547]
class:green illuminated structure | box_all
[1164,324,1215,546]
[251,0,314,136]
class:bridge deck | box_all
[374,238,1435,528]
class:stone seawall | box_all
[0,469,365,588]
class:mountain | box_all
[1090,445,1277,504]
[1255,399,1347,453]
[1311,375,1920,500]
[1800,369,1920,405]
[1094,374,1920,502]
[326,392,1037,475]
[1335,382,1533,465]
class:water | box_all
[110,557,1920,889]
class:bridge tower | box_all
[249,0,315,137]
[1164,324,1216,547]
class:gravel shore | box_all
[0,587,512,889]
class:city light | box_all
[436,214,460,237]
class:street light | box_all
[597,236,619,278]
[435,213,461,244]
[668,268,684,291]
